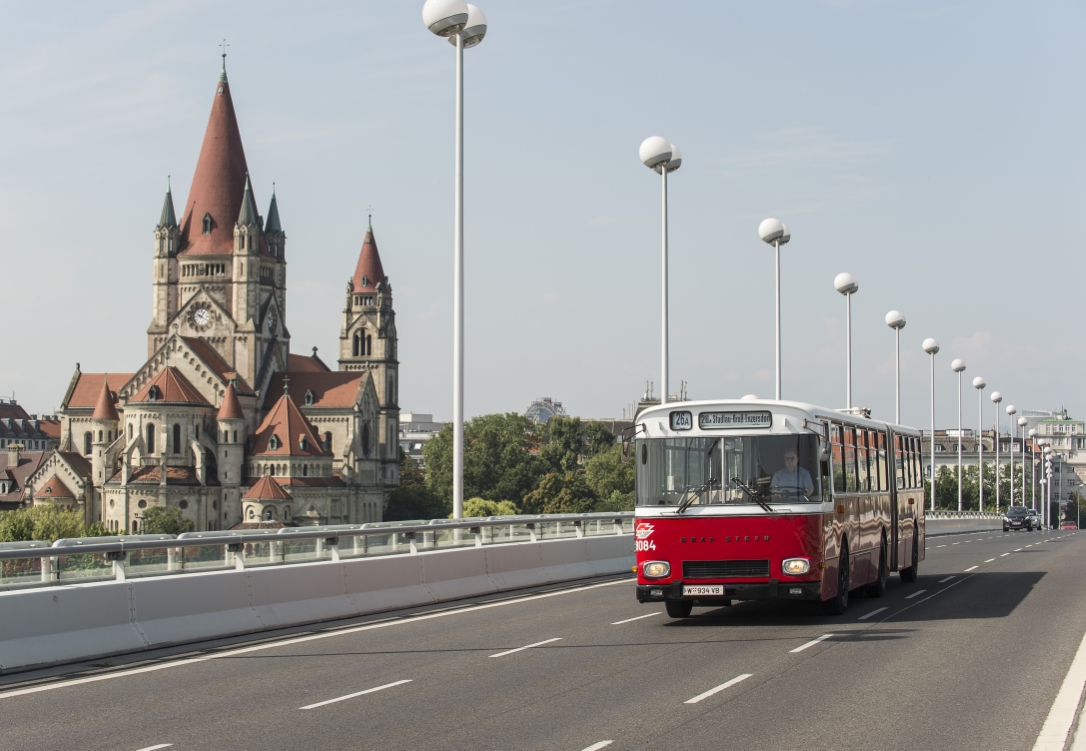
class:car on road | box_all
[1028,509,1043,531]
[1061,522,1078,530]
[1004,506,1033,532]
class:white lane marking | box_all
[858,607,887,620]
[612,612,661,625]
[984,558,996,563]
[490,637,562,658]
[936,544,947,548]
[1032,629,1086,750]
[1026,544,1034,547]
[134,746,173,751]
[580,742,614,751]
[790,634,834,653]
[684,673,753,704]
[939,576,955,583]
[952,542,960,545]
[965,565,979,571]
[300,679,412,710]
[904,589,927,599]
[1015,548,1023,551]
[0,577,630,700]
[1001,553,1010,557]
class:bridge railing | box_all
[0,513,635,590]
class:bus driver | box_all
[771,449,814,496]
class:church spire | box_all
[351,222,387,293]
[237,173,259,227]
[265,185,282,234]
[158,178,177,229]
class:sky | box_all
[1,1,1083,434]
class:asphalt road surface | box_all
[1,529,1083,751]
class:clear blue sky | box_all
[1,1,1083,432]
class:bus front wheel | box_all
[822,543,849,615]
[665,600,693,619]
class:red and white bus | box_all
[631,399,926,618]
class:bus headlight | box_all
[782,558,810,575]
[643,561,670,578]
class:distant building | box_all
[0,444,48,509]
[0,399,60,452]
[526,397,566,424]
[399,412,445,467]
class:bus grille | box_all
[683,560,770,579]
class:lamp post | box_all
[951,359,966,511]
[1006,404,1017,507]
[1018,417,1028,513]
[1045,446,1053,530]
[886,311,906,423]
[423,0,487,520]
[834,273,859,410]
[973,377,986,512]
[991,391,1003,511]
[760,218,790,400]
[1028,428,1037,512]
[640,137,681,405]
[923,338,940,511]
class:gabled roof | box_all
[106,465,205,485]
[92,378,120,421]
[217,383,244,420]
[263,372,364,409]
[35,475,74,499]
[0,450,45,505]
[250,393,327,457]
[351,226,387,293]
[64,373,136,410]
[287,352,331,374]
[243,475,292,500]
[130,367,209,405]
[180,337,255,395]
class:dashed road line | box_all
[134,746,173,751]
[984,558,996,563]
[685,673,753,704]
[790,634,834,653]
[1001,553,1010,557]
[939,576,955,583]
[490,638,562,658]
[580,742,614,751]
[300,679,412,709]
[858,607,887,620]
[965,565,979,572]
[612,613,660,625]
[904,589,927,599]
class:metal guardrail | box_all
[927,511,1004,519]
[0,513,636,589]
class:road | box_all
[1,529,1083,751]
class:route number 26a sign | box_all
[669,411,693,431]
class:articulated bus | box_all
[631,399,926,618]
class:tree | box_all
[583,445,634,501]
[459,498,519,518]
[386,448,447,521]
[596,489,635,512]
[522,472,596,515]
[539,416,583,473]
[583,421,616,459]
[142,506,195,535]
[424,413,543,507]
[0,502,88,543]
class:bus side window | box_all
[831,424,845,494]
[856,429,870,491]
[844,427,858,493]
[912,438,922,489]
[877,431,889,492]
[895,435,905,490]
[907,437,917,488]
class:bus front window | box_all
[636,435,822,506]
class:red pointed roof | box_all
[217,383,244,420]
[35,475,74,499]
[250,392,327,457]
[243,475,292,500]
[64,373,135,410]
[92,378,120,421]
[351,228,387,293]
[130,367,209,405]
[178,72,261,256]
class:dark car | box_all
[1004,506,1033,532]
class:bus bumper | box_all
[636,580,823,603]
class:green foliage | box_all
[141,506,195,535]
[583,445,635,501]
[0,509,36,542]
[424,413,543,506]
[583,421,617,459]
[386,448,448,521]
[522,472,597,515]
[539,416,584,473]
[459,498,520,518]
[595,490,635,512]
[0,502,87,543]
[924,462,1029,512]
[85,521,114,538]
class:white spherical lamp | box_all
[923,337,940,354]
[951,358,966,373]
[991,391,1002,404]
[759,218,784,244]
[834,272,858,295]
[446,4,487,47]
[973,377,986,389]
[423,0,470,36]
[885,310,906,330]
[639,136,672,172]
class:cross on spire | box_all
[220,39,230,82]
[367,205,373,231]
[282,375,290,397]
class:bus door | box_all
[891,432,905,569]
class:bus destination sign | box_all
[698,410,772,430]
[669,411,693,431]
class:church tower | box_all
[149,185,180,336]
[339,220,399,472]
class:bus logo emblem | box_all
[635,522,654,539]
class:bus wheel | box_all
[665,600,693,619]
[864,534,888,598]
[900,527,919,583]
[822,543,849,615]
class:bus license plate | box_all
[683,585,724,596]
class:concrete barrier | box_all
[0,534,635,675]
[925,512,1004,537]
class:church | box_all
[23,60,401,531]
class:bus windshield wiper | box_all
[677,477,718,514]
[731,477,776,514]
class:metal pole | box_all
[452,32,465,520]
[930,352,936,512]
[661,167,669,405]
[775,239,781,400]
[1031,444,1036,512]
[994,408,1000,512]
[845,293,852,410]
[957,370,963,512]
[978,386,983,513]
[1010,424,1015,508]
[894,327,900,424]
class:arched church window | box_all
[353,330,363,357]
[84,432,93,456]
[303,464,308,476]
[98,430,103,442]
[173,424,182,454]
[223,429,229,442]
[364,335,372,357]
[128,424,133,440]
[361,423,371,457]
[146,424,156,454]
[304,390,314,407]
[324,432,333,452]
[202,213,212,235]
[269,434,280,451]
[233,430,238,443]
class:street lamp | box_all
[1028,428,1037,511]
[885,311,906,423]
[923,338,940,511]
[760,218,790,400]
[1018,417,1028,513]
[1006,404,1017,507]
[973,376,985,512]
[423,0,487,520]
[951,359,966,511]
[991,391,1003,511]
[640,136,681,405]
[834,273,859,410]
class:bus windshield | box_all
[636,435,822,507]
